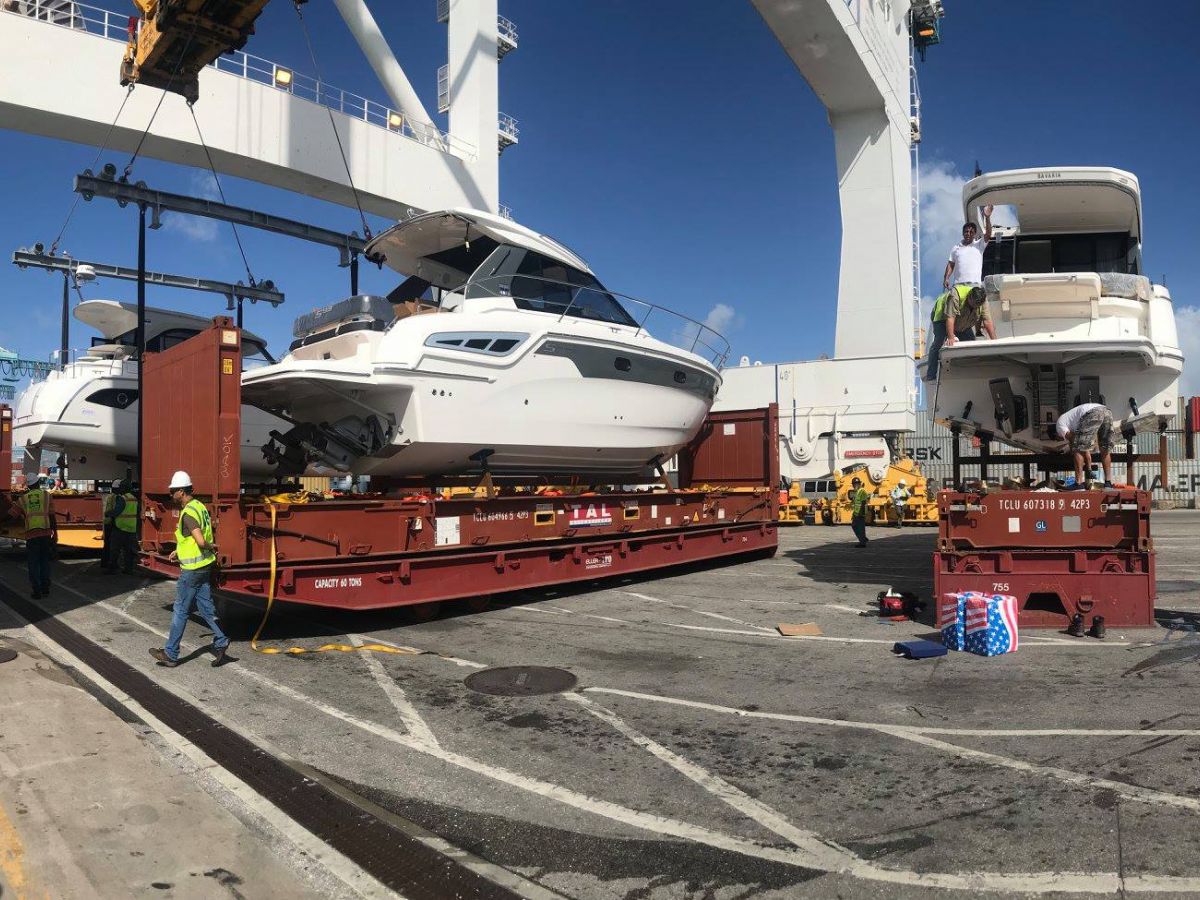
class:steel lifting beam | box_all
[12,250,284,306]
[74,172,367,266]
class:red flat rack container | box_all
[137,321,779,611]
[934,548,1155,629]
[938,489,1151,552]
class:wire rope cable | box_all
[290,0,373,240]
[123,10,206,177]
[188,104,259,288]
[48,85,135,256]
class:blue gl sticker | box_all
[1035,520,1048,532]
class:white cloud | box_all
[161,170,222,242]
[1176,305,1200,397]
[162,215,219,242]
[918,159,1018,295]
[918,159,967,286]
[702,302,739,336]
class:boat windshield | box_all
[982,231,1140,278]
[465,245,638,327]
[97,328,275,363]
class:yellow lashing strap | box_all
[248,501,417,657]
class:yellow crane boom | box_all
[119,0,274,103]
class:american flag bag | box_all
[963,594,1019,656]
[939,593,967,650]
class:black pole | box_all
[350,253,359,295]
[236,296,244,330]
[60,271,70,371]
[135,203,146,488]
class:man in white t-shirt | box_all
[1055,402,1115,489]
[943,205,994,290]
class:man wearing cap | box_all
[107,479,139,575]
[849,477,871,548]
[1055,403,1115,490]
[150,471,230,667]
[889,478,910,528]
[19,475,56,598]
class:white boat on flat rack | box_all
[13,300,286,481]
[930,167,1183,453]
[241,208,728,478]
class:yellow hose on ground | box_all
[248,501,417,657]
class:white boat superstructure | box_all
[930,167,1183,453]
[12,300,288,481]
[241,208,728,478]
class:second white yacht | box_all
[930,167,1183,453]
[13,299,287,481]
[241,208,729,478]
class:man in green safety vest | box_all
[150,470,230,668]
[19,474,56,599]
[923,283,997,382]
[849,477,871,548]
[100,489,116,571]
[924,206,998,382]
[106,479,140,575]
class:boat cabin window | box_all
[95,327,274,363]
[982,232,1139,277]
[466,245,638,327]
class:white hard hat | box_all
[168,470,192,490]
[899,478,907,485]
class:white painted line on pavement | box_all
[347,633,440,750]
[565,692,853,869]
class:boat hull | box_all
[244,362,713,478]
[931,337,1182,453]
[14,368,285,480]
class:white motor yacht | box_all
[13,299,287,481]
[241,208,728,478]
[929,167,1183,452]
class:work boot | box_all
[1066,613,1086,637]
[1088,616,1106,640]
[149,648,178,668]
[211,645,228,667]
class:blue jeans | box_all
[924,321,976,381]
[851,515,868,546]
[165,566,229,661]
[26,536,52,593]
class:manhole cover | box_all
[0,648,18,664]
[464,666,577,696]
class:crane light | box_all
[388,112,404,131]
[273,66,293,89]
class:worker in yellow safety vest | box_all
[100,490,116,571]
[19,474,56,599]
[849,477,871,548]
[925,206,999,382]
[107,479,140,575]
[150,470,230,668]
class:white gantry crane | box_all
[0,0,516,218]
[715,0,944,484]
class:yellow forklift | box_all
[785,457,938,526]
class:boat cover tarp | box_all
[983,273,1151,301]
[292,296,392,338]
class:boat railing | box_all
[5,0,475,160]
[465,274,731,368]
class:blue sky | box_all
[2,1,1198,392]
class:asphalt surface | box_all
[4,513,1200,898]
